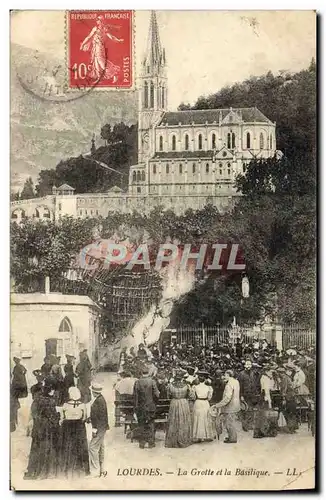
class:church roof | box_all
[158,107,271,126]
[57,184,75,191]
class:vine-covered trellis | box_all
[51,257,162,345]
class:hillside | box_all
[10,43,138,191]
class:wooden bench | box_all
[114,393,170,438]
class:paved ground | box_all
[11,372,315,491]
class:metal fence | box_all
[282,325,316,350]
[175,323,316,350]
[176,324,264,347]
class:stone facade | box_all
[10,11,279,222]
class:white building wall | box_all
[11,293,100,387]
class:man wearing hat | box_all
[133,366,160,448]
[89,383,109,478]
[214,370,240,444]
[11,356,28,400]
[237,359,260,431]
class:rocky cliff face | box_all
[11,43,138,191]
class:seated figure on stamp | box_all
[80,15,124,83]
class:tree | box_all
[20,177,35,200]
[177,102,191,111]
[100,124,112,145]
[36,122,138,195]
[10,191,20,201]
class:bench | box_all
[114,392,170,438]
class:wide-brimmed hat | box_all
[32,369,43,378]
[91,383,103,393]
[66,354,76,360]
[13,356,21,363]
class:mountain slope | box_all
[11,43,138,191]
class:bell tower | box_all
[138,11,167,164]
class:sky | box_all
[11,10,316,110]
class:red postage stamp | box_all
[67,10,133,89]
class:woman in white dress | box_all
[192,371,215,442]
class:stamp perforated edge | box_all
[64,9,136,92]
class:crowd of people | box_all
[10,351,109,480]
[115,337,315,448]
[10,335,316,480]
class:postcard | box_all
[10,10,316,491]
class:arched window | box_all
[133,171,136,182]
[260,132,264,149]
[185,134,189,150]
[159,136,163,151]
[227,133,231,149]
[157,85,161,108]
[141,171,145,181]
[227,162,231,176]
[34,208,40,218]
[144,81,148,109]
[269,134,273,149]
[150,82,154,108]
[246,132,251,149]
[43,207,50,218]
[136,171,141,182]
[198,134,203,150]
[162,86,165,108]
[179,164,183,174]
[172,135,176,151]
[166,164,169,174]
[192,163,196,174]
[59,317,72,333]
[232,132,236,149]
[153,164,157,174]
[206,163,209,173]
[212,133,216,149]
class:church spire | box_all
[143,10,165,74]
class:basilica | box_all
[11,11,279,222]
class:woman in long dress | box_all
[59,387,90,478]
[192,372,215,443]
[24,378,60,480]
[76,351,93,404]
[80,15,123,83]
[165,370,192,448]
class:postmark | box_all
[67,10,134,90]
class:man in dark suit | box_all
[89,383,109,478]
[133,366,160,448]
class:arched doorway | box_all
[45,317,73,359]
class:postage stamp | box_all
[67,10,134,90]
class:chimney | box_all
[45,276,50,294]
